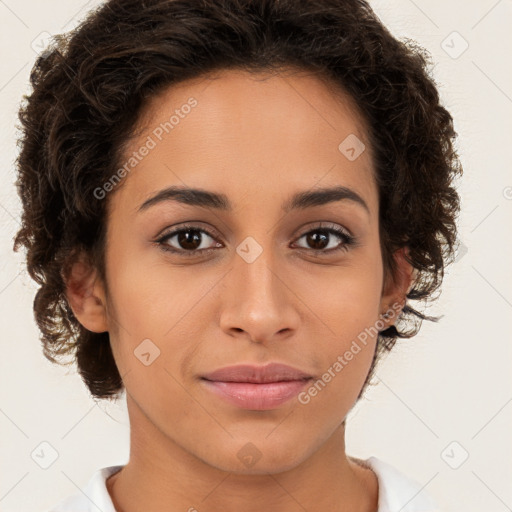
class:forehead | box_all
[111,67,377,217]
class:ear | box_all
[379,246,416,329]
[63,254,109,333]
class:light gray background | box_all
[1,1,511,511]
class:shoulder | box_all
[48,465,123,512]
[352,456,442,512]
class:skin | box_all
[66,67,413,512]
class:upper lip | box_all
[201,363,313,383]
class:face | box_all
[72,68,408,474]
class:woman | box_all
[13,0,462,510]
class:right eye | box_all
[155,224,223,256]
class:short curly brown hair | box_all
[13,0,462,401]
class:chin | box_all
[201,440,308,476]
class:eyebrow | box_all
[137,185,370,215]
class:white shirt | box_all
[48,456,441,512]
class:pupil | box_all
[178,230,201,250]
[308,231,328,249]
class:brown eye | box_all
[174,229,205,251]
[155,223,356,258]
[157,225,222,256]
[304,231,330,250]
[293,225,355,254]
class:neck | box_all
[107,394,378,512]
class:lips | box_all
[200,363,314,410]
[200,362,313,384]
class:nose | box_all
[218,240,301,345]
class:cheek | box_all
[305,263,383,334]
[104,252,217,378]
[300,280,380,413]
[106,234,210,332]
[297,266,382,403]
[299,346,374,424]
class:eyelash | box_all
[154,223,357,258]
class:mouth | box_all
[200,378,313,410]
[199,363,314,410]
[200,362,313,384]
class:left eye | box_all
[293,226,354,253]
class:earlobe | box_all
[379,246,416,327]
[63,256,109,333]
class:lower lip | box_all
[201,379,312,410]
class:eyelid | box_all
[155,221,351,244]
[155,221,222,241]
[154,220,357,257]
[294,221,352,239]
